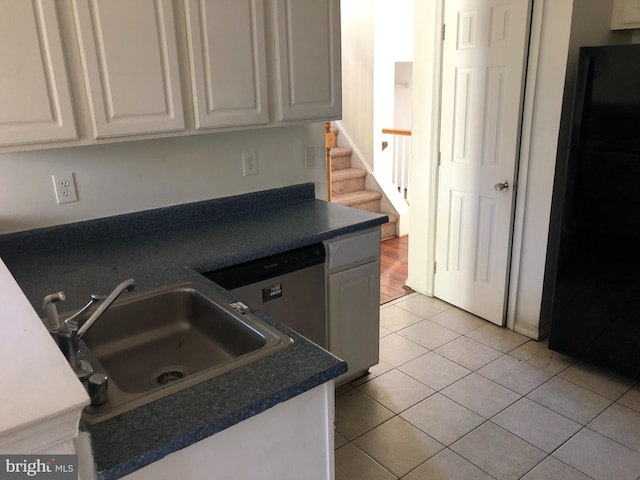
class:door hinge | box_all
[437,151,442,166]
[433,262,437,274]
[441,24,446,41]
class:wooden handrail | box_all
[382,128,412,136]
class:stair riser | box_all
[330,155,351,171]
[328,141,396,238]
[339,199,381,213]
[331,177,366,196]
[381,221,397,240]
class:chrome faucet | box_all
[76,278,135,338]
[43,278,135,381]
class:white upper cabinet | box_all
[0,1,77,146]
[611,0,640,29]
[274,0,342,121]
[72,0,185,138]
[185,0,269,129]
[1,0,341,150]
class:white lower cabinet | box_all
[121,382,335,480]
[325,228,381,383]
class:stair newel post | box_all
[325,121,334,202]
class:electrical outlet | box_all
[305,145,316,167]
[52,172,78,204]
[242,151,258,176]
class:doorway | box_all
[380,235,413,304]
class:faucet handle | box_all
[64,293,106,328]
[88,373,109,406]
[57,322,94,381]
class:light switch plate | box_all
[305,146,316,166]
[242,151,258,176]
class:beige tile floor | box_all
[334,293,640,480]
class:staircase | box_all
[328,142,398,240]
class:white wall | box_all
[407,0,441,295]
[0,124,325,234]
[394,63,413,131]
[340,0,374,166]
[373,0,414,172]
[340,0,414,172]
[507,0,575,337]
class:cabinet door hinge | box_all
[433,262,437,274]
[437,151,442,167]
[441,24,446,41]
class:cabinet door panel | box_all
[73,0,185,138]
[186,0,269,129]
[0,0,77,146]
[274,0,341,121]
[328,260,380,379]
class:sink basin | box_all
[75,282,293,424]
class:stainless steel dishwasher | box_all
[203,243,327,348]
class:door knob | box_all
[494,181,509,192]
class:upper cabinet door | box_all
[0,1,77,146]
[73,0,185,138]
[185,0,269,129]
[274,0,341,121]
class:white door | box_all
[434,0,531,325]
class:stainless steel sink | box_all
[76,282,293,424]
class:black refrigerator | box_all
[548,44,640,380]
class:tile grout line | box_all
[340,360,624,476]
[336,439,400,479]
[336,300,640,479]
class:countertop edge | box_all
[96,363,347,480]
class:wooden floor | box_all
[380,235,414,304]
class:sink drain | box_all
[150,365,191,387]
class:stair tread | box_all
[330,146,352,158]
[333,189,382,205]
[331,167,367,182]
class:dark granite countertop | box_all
[0,183,387,479]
